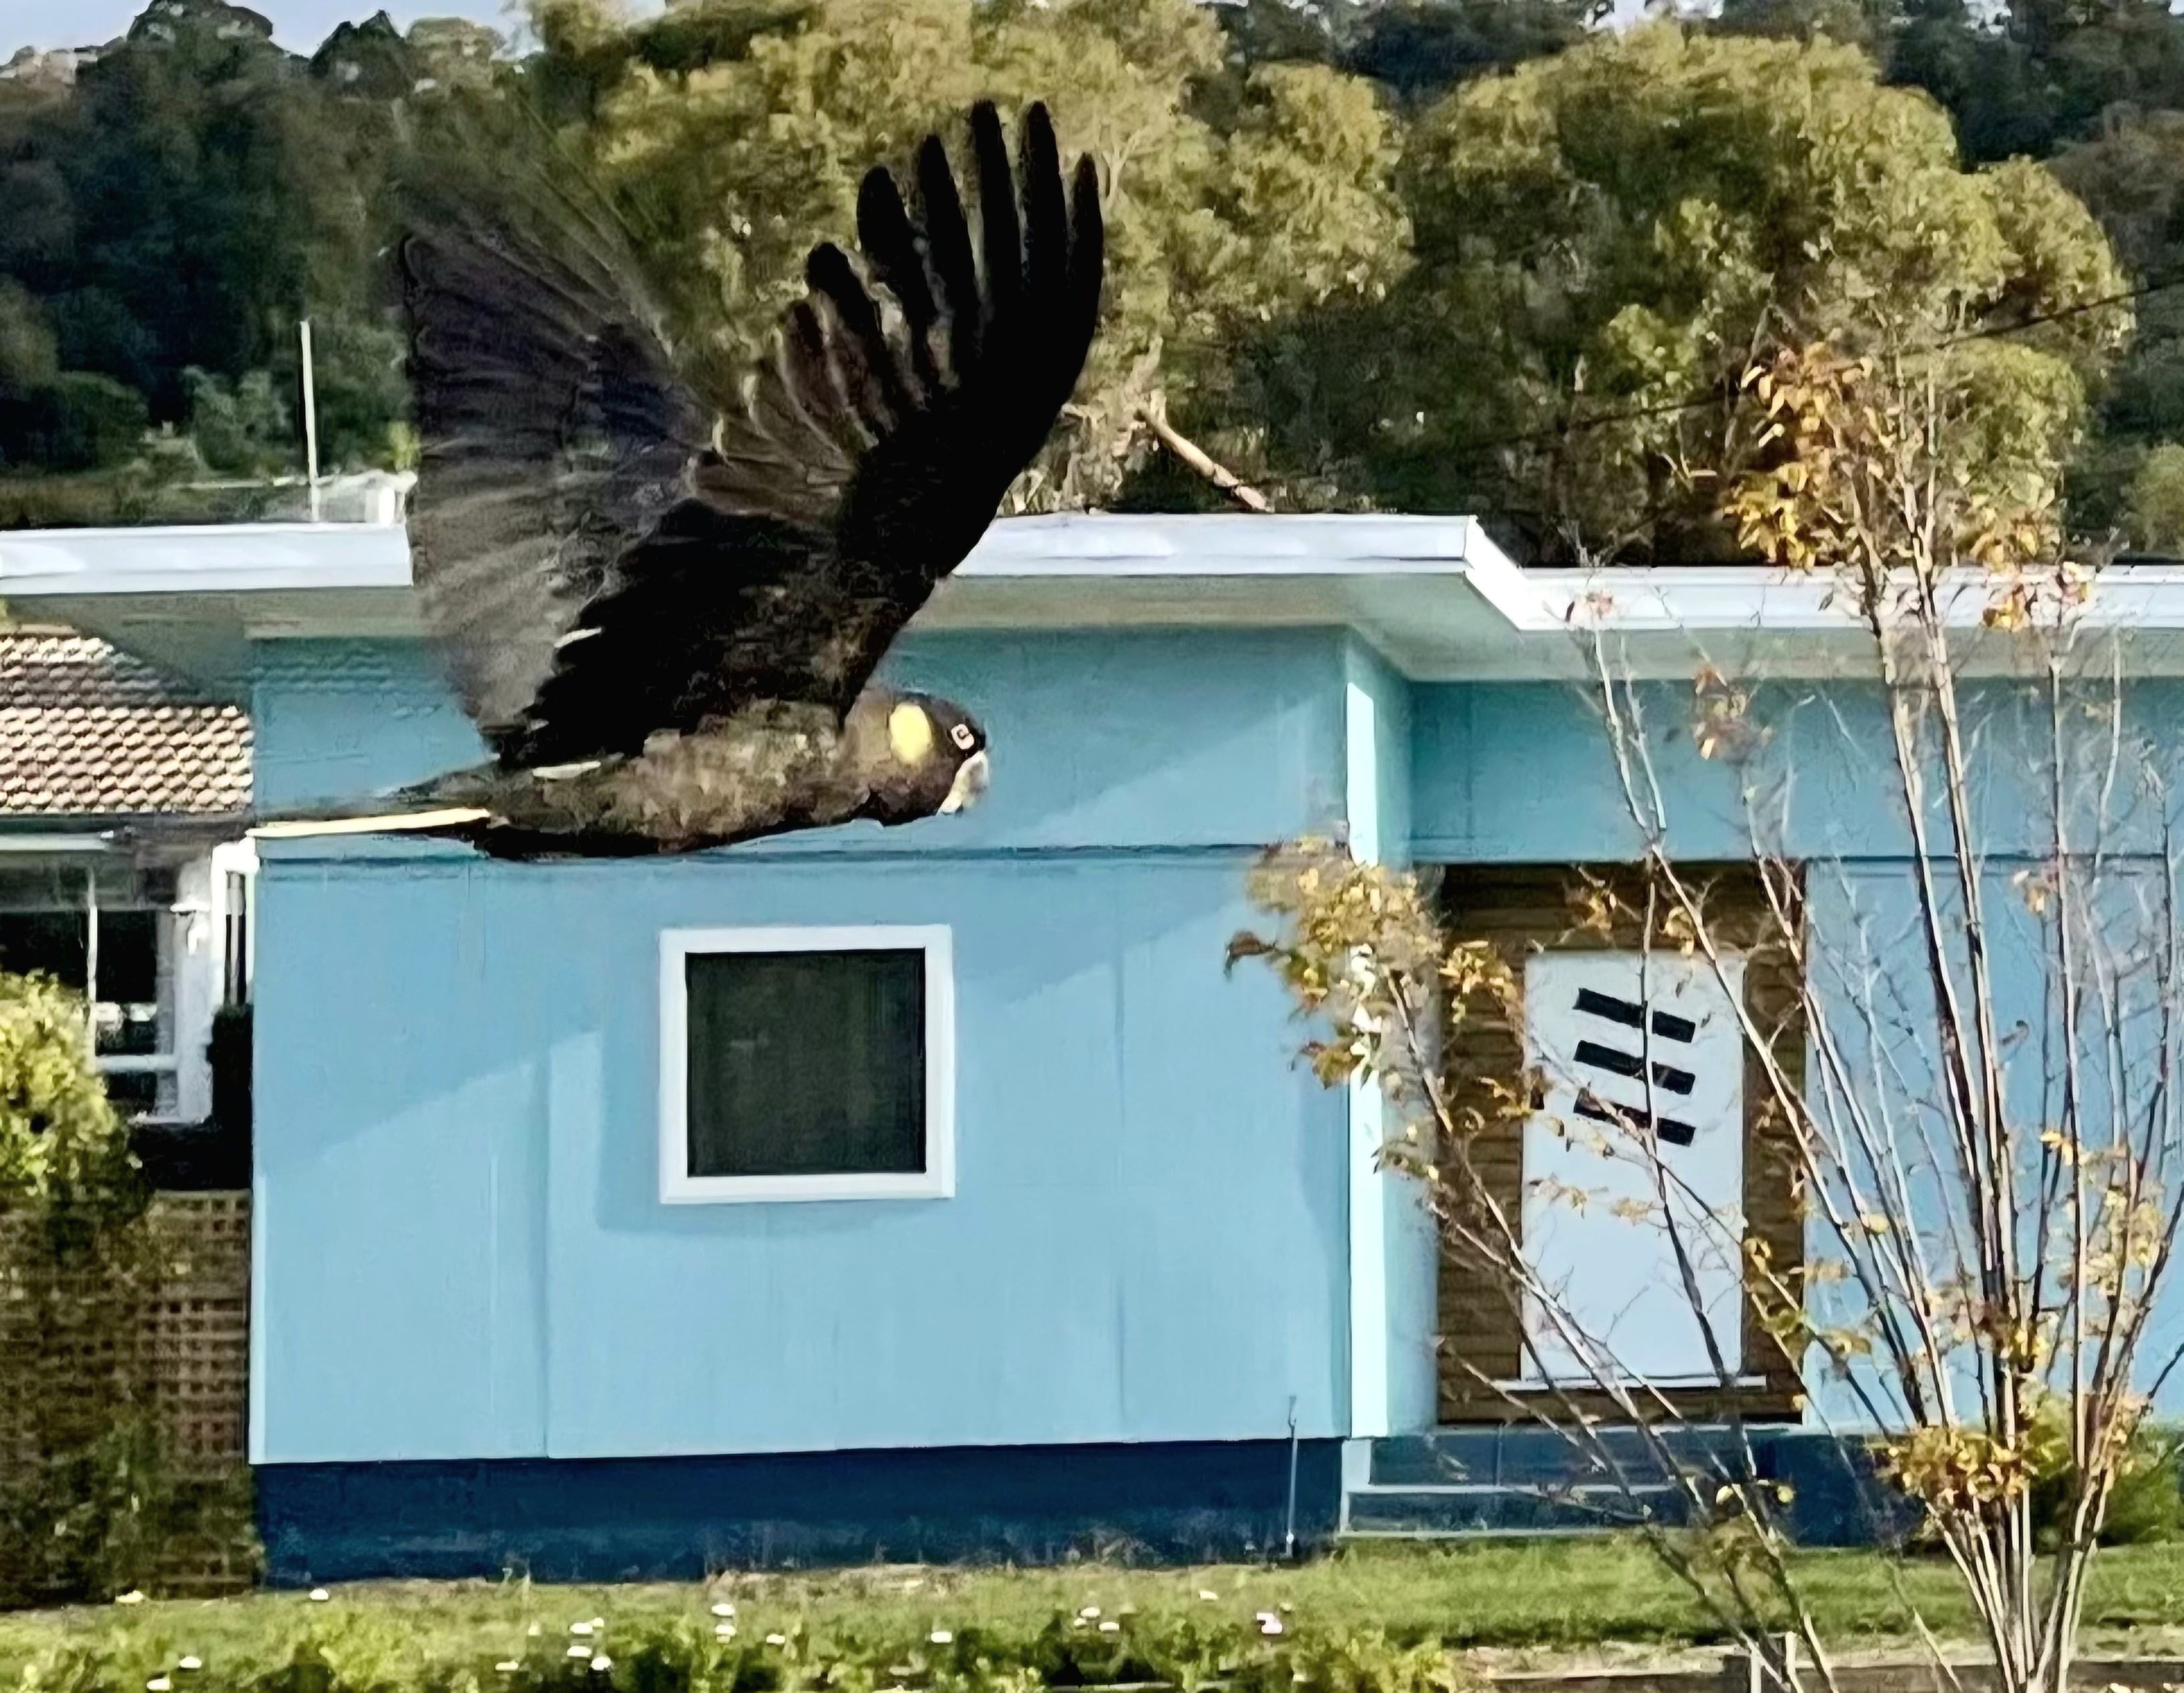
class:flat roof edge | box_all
[0,521,412,596]
[0,513,1498,601]
[13,515,2184,643]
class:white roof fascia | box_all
[11,516,2184,682]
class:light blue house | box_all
[9,513,2181,1582]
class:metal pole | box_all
[300,318,322,523]
[1282,1395,1300,1559]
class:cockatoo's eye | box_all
[950,722,977,751]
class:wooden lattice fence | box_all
[0,1191,256,1599]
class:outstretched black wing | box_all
[398,99,1103,770]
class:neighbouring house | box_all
[0,617,255,1153]
[8,513,2177,1584]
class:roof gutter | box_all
[1472,562,2184,634]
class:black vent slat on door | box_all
[1571,1038,1696,1095]
[1573,986,1696,1043]
[1576,1093,1698,1147]
[1558,975,1723,1150]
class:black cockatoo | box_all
[259,100,1103,860]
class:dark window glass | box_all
[101,1069,158,1118]
[684,949,927,1179]
[96,909,158,1004]
[0,911,87,988]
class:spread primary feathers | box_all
[257,97,1104,859]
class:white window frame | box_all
[658,924,957,1205]
[0,844,201,1123]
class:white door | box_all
[1518,950,1747,1386]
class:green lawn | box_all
[13,1539,2184,1684]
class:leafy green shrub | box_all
[9,1609,1478,1693]
[2022,1393,2180,1550]
[2091,1433,2181,1546]
[0,972,142,1212]
[0,971,174,1609]
[2131,442,2184,554]
[184,367,292,476]
[0,470,284,529]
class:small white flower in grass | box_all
[1098,1621,1120,1634]
[1078,1607,1100,1620]
[1197,1592,1218,1603]
[495,1664,521,1675]
[147,1678,171,1691]
[526,1625,542,1638]
[570,1623,594,1637]
[1256,1613,1283,1637]
[178,1658,202,1672]
[714,1624,736,1641]
[308,1590,331,1604]
[929,1631,953,1646]
[590,1657,612,1674]
[765,1634,786,1647]
[710,1603,736,1618]
[567,1646,594,1660]
[115,1592,146,1606]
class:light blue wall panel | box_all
[252,853,1347,1462]
[253,629,1353,854]
[251,865,548,1463]
[252,641,485,812]
[1414,683,1777,865]
[1340,642,1438,1435]
[1411,680,2184,867]
[1795,860,2184,1422]
[250,628,1357,1463]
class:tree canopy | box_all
[461,0,1409,509]
[5,0,2184,560]
[1360,27,2127,561]
[0,0,413,482]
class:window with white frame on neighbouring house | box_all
[657,925,956,1204]
[0,858,176,1118]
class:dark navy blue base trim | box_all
[256,1439,1345,1585]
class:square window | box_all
[660,927,955,1203]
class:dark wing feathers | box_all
[917,138,983,385]
[397,134,712,754]
[973,105,1022,335]
[400,98,1104,770]
[856,166,942,400]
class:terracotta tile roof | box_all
[0,628,252,818]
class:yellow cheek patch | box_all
[888,701,935,764]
